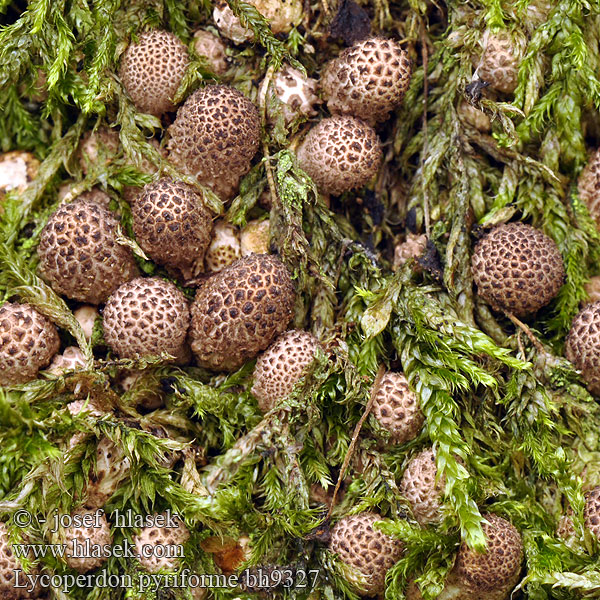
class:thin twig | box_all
[326,365,385,519]
[503,310,546,355]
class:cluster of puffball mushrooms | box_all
[2,4,600,599]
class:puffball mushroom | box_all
[193,29,228,75]
[77,127,120,175]
[322,37,412,126]
[103,277,190,362]
[476,31,524,94]
[205,221,241,273]
[578,147,600,229]
[46,346,86,376]
[584,486,600,540]
[371,372,424,444]
[0,521,42,599]
[400,448,444,525]
[63,509,112,572]
[189,254,295,371]
[251,329,320,412]
[119,30,190,117]
[133,514,190,573]
[0,150,39,204]
[167,85,261,201]
[240,219,270,256]
[38,198,139,304]
[329,512,404,596]
[584,276,600,305]
[471,222,565,317]
[262,66,320,125]
[213,0,302,41]
[85,437,131,508]
[132,178,213,280]
[73,305,99,341]
[296,116,383,196]
[0,302,60,386]
[449,514,523,600]
[566,301,600,395]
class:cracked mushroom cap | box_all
[63,509,112,573]
[476,31,523,94]
[119,30,190,117]
[38,198,139,304]
[213,0,254,44]
[193,29,228,75]
[471,222,565,317]
[0,303,60,386]
[189,254,295,371]
[578,147,600,229]
[103,277,190,361]
[167,85,261,200]
[85,437,131,508]
[134,514,190,573]
[132,178,213,280]
[251,329,320,412]
[400,448,444,525]
[0,521,42,599]
[296,116,382,196]
[46,346,86,376]
[205,221,241,273]
[452,514,523,598]
[329,512,404,596]
[322,37,412,125]
[371,372,424,445]
[263,66,320,125]
[566,302,600,394]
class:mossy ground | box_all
[1,0,600,599]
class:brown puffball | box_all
[132,178,213,280]
[189,254,295,371]
[450,514,523,599]
[63,509,112,573]
[566,301,600,395]
[371,372,424,444]
[193,29,228,75]
[167,85,261,201]
[322,37,412,125]
[578,147,600,229]
[103,277,190,361]
[0,521,43,599]
[329,512,404,596]
[471,222,565,317]
[133,514,190,573]
[119,30,190,117]
[297,116,382,196]
[0,302,60,386]
[584,486,600,540]
[400,448,444,525]
[251,329,320,412]
[476,31,524,94]
[38,198,139,304]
